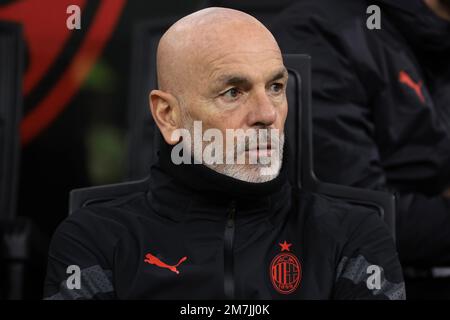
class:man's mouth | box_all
[245,144,273,157]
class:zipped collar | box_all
[145,137,291,224]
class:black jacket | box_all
[44,142,404,299]
[271,0,450,266]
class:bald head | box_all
[156,7,282,96]
[150,7,288,183]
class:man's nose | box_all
[247,89,277,127]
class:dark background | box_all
[0,0,210,299]
[1,0,297,299]
[1,0,204,237]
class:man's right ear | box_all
[149,90,181,145]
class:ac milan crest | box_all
[270,240,301,295]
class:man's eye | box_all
[270,83,284,94]
[221,88,242,101]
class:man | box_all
[43,8,404,299]
[271,0,450,268]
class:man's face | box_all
[178,38,288,182]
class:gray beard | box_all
[204,136,284,183]
[179,107,284,183]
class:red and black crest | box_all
[0,0,125,145]
[270,240,302,295]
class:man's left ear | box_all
[149,90,182,145]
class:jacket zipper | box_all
[224,200,236,299]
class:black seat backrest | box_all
[126,17,181,181]
[69,23,396,239]
[0,21,23,220]
[284,54,396,238]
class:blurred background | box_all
[0,0,206,299]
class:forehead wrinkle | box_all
[207,55,285,86]
[212,75,252,92]
[203,48,282,67]
[270,67,289,81]
[208,67,288,96]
